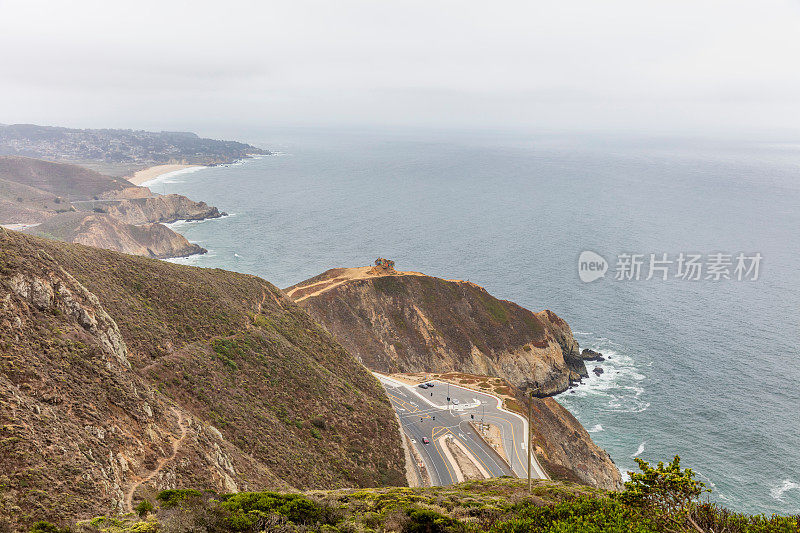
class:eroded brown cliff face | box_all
[26,212,205,258]
[529,397,622,490]
[287,267,587,397]
[104,193,222,225]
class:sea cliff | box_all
[286,266,588,397]
[0,156,223,259]
[286,264,622,490]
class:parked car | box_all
[422,437,430,445]
[418,383,429,389]
[426,382,435,387]
[452,398,460,405]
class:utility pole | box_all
[527,392,532,493]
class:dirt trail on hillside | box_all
[286,266,424,302]
[124,407,188,511]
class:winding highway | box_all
[376,374,547,485]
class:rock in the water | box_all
[593,366,604,376]
[582,348,605,361]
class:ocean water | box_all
[146,129,800,515]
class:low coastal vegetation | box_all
[28,458,800,533]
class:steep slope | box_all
[529,396,622,490]
[26,212,205,258]
[286,266,587,397]
[0,231,405,530]
[0,155,128,199]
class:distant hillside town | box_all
[0,123,269,167]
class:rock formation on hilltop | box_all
[0,231,405,531]
[286,264,589,397]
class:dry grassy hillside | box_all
[0,155,128,199]
[0,231,405,531]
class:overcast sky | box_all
[1,0,800,138]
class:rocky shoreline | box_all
[0,156,224,260]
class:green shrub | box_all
[211,338,240,370]
[218,491,340,529]
[491,497,657,533]
[690,501,800,533]
[211,338,240,358]
[403,509,464,533]
[134,499,154,517]
[617,455,707,531]
[29,522,70,533]
[156,488,203,509]
[252,314,273,328]
[129,522,159,533]
[373,276,407,296]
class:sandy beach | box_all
[127,164,200,186]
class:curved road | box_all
[376,374,547,485]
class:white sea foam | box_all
[165,247,216,265]
[139,165,208,187]
[164,213,234,230]
[588,424,604,433]
[631,442,646,458]
[560,343,650,413]
[770,480,800,500]
[697,472,729,501]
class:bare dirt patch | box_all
[445,436,486,481]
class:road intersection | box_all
[376,374,548,485]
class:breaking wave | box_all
[631,442,646,458]
[770,480,800,501]
[140,165,208,187]
[559,335,649,414]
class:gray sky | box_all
[2,0,800,137]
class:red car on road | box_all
[422,437,430,445]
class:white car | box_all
[452,398,460,405]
